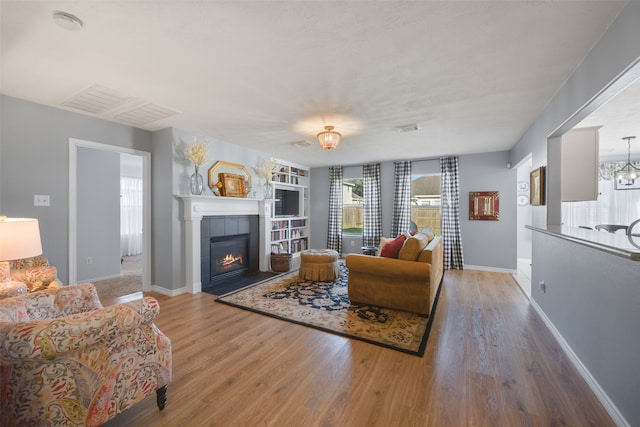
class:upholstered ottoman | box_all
[299,249,340,281]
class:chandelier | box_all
[615,136,639,186]
[317,125,341,150]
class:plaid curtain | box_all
[440,157,464,270]
[327,166,343,253]
[363,163,382,247]
[391,161,412,237]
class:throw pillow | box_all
[397,232,430,261]
[378,237,393,256]
[420,227,435,242]
[380,234,406,258]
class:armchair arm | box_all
[0,297,160,361]
[345,254,430,281]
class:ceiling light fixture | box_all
[317,126,341,150]
[52,11,84,31]
[615,136,639,186]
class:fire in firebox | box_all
[217,253,244,271]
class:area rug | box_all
[216,262,441,356]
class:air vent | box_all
[394,123,421,133]
[292,140,313,148]
[61,84,130,114]
[113,103,180,126]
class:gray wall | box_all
[310,151,517,271]
[76,147,120,281]
[510,3,640,425]
[459,151,516,270]
[0,95,152,283]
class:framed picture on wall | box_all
[469,191,500,220]
[530,166,545,206]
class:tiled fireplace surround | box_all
[180,196,272,294]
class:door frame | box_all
[68,138,151,291]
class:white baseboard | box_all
[530,299,629,427]
[151,285,188,297]
[463,264,517,274]
[78,273,121,283]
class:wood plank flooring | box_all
[101,270,614,426]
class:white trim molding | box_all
[178,195,272,294]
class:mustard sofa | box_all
[345,233,443,317]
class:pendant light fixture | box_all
[317,126,341,150]
[615,136,639,186]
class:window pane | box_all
[343,178,363,234]
[411,175,441,235]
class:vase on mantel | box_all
[263,181,272,199]
[190,167,204,195]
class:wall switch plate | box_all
[538,281,546,293]
[86,257,93,265]
[34,195,50,206]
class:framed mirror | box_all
[208,161,252,193]
[469,191,500,220]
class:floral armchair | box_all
[0,283,172,427]
[9,255,61,292]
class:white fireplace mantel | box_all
[178,195,272,294]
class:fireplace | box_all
[199,214,260,292]
[180,196,271,294]
[210,234,249,283]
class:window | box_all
[343,178,363,234]
[411,174,441,234]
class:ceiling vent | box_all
[394,123,421,133]
[113,103,180,126]
[292,140,313,148]
[61,84,130,114]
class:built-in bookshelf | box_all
[268,159,310,262]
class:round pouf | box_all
[299,249,340,281]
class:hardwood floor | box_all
[102,270,613,426]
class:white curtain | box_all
[562,176,640,229]
[120,176,143,256]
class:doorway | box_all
[68,138,151,292]
[513,154,532,297]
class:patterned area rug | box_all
[216,262,441,356]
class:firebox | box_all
[210,234,249,283]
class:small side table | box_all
[361,246,378,256]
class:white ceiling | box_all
[0,1,634,167]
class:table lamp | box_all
[0,216,43,282]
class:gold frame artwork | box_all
[208,161,252,192]
[469,191,500,220]
[530,166,545,206]
[218,173,247,197]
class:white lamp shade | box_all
[0,218,43,261]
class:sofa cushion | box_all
[420,227,435,242]
[380,235,406,258]
[398,232,430,261]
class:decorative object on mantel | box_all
[317,125,341,150]
[185,138,208,195]
[208,161,252,196]
[469,191,499,220]
[530,166,545,206]
[218,173,249,197]
[253,158,275,199]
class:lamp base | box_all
[0,261,11,282]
